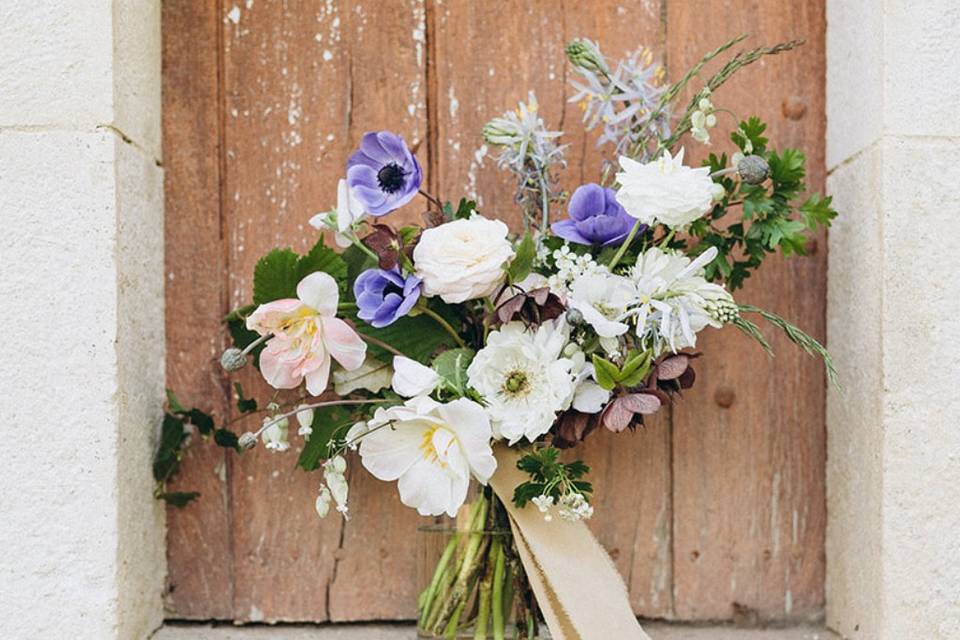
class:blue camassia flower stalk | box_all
[483,92,566,232]
[551,183,637,246]
[354,267,422,328]
[567,38,670,160]
[347,131,423,215]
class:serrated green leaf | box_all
[185,408,215,435]
[213,428,240,450]
[253,248,300,304]
[297,237,348,286]
[506,232,536,283]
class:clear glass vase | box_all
[416,492,549,639]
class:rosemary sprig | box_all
[737,303,840,388]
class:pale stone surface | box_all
[825,0,883,169]
[883,0,960,138]
[0,2,113,129]
[0,1,165,639]
[825,142,885,640]
[154,623,839,640]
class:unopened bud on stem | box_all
[220,347,248,372]
[238,432,258,450]
[737,155,770,185]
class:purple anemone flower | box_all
[347,131,423,216]
[354,267,422,328]
[551,183,637,246]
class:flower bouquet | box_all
[157,34,837,639]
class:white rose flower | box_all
[391,355,441,398]
[615,148,717,229]
[467,320,576,444]
[413,216,515,303]
[357,396,496,517]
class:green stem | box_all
[658,228,676,249]
[418,302,467,348]
[350,235,380,262]
[420,532,461,627]
[491,539,506,640]
[607,219,643,270]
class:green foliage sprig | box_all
[513,447,593,508]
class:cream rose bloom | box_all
[413,215,515,303]
[615,148,719,229]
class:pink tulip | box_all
[246,272,367,395]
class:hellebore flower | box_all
[354,267,422,328]
[346,131,422,216]
[246,272,367,395]
[551,183,636,246]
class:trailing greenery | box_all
[738,304,840,387]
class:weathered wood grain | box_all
[162,0,235,619]
[665,0,827,622]
[218,0,428,622]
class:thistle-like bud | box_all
[737,155,770,185]
[566,308,585,326]
[220,347,247,372]
[565,38,609,76]
[238,432,258,450]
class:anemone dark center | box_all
[383,282,405,298]
[377,163,406,194]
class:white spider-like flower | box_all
[627,246,734,354]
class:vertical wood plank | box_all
[162,0,235,619]
[665,0,827,621]
[219,0,427,622]
[430,0,674,618]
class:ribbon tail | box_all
[489,446,651,640]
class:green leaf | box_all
[213,428,240,450]
[507,232,536,283]
[341,244,378,285]
[799,193,838,229]
[297,406,355,471]
[234,382,258,413]
[253,248,300,304]
[165,389,186,414]
[158,491,200,508]
[452,198,478,220]
[432,348,475,394]
[619,350,652,387]
[512,482,546,508]
[591,355,620,390]
[297,237,348,286]
[350,303,459,363]
[184,408,215,436]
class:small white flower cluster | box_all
[315,455,349,519]
[690,90,718,145]
[260,403,290,452]
[547,246,608,296]
[531,492,594,522]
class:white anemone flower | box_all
[357,396,496,517]
[615,148,718,229]
[628,246,733,353]
[568,271,637,339]
[467,320,577,444]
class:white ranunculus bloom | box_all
[467,320,577,444]
[568,271,637,339]
[615,148,718,229]
[629,246,734,353]
[413,215,515,303]
[391,356,441,397]
[357,396,496,517]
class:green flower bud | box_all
[565,38,609,75]
[738,155,770,185]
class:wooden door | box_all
[163,0,826,624]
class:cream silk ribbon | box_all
[488,447,651,640]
